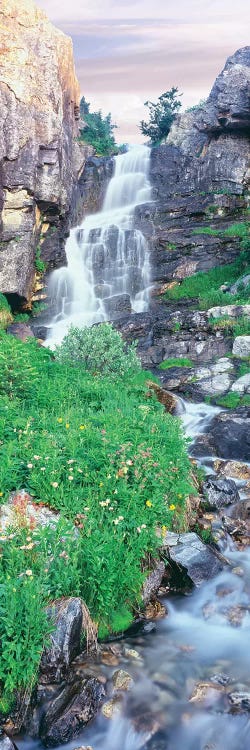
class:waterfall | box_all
[47,146,152,346]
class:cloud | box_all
[37,0,250,142]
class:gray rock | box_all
[7,323,34,341]
[233,336,250,358]
[142,560,165,604]
[40,598,83,682]
[40,678,105,746]
[0,735,17,750]
[205,407,250,461]
[228,692,250,711]
[103,294,132,320]
[230,274,250,294]
[202,476,240,510]
[231,374,250,394]
[162,532,223,586]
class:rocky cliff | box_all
[116,47,250,403]
[0,0,92,305]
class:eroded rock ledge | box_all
[0,0,92,304]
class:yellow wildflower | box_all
[146,500,153,508]
[65,423,70,429]
[0,492,3,497]
[99,482,104,487]
[79,425,86,430]
[161,525,167,538]
[57,418,63,423]
[169,504,176,511]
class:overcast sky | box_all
[38,0,249,143]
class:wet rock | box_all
[202,476,240,510]
[7,323,35,341]
[214,460,250,481]
[112,670,134,692]
[204,407,250,461]
[230,499,250,521]
[142,560,165,604]
[103,294,132,320]
[40,598,83,682]
[101,696,123,719]
[73,746,93,750]
[232,336,250,358]
[230,274,250,294]
[228,692,250,711]
[162,532,223,586]
[146,381,178,413]
[40,678,105,746]
[123,648,142,661]
[144,601,167,620]
[189,681,225,706]
[0,735,17,750]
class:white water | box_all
[46,146,152,346]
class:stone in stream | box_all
[0,735,17,750]
[228,692,250,711]
[192,407,250,462]
[39,677,105,746]
[112,669,134,691]
[162,532,223,586]
[201,476,240,510]
[101,696,123,719]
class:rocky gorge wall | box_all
[116,47,250,407]
[0,0,95,307]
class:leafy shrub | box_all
[79,97,119,156]
[54,323,140,378]
[139,87,182,144]
[215,393,250,409]
[35,246,46,274]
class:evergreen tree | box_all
[139,87,182,144]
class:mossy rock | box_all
[0,308,13,330]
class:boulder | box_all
[7,323,34,341]
[142,560,165,604]
[40,678,105,746]
[205,407,250,461]
[231,374,250,394]
[40,598,83,682]
[112,670,134,692]
[233,336,250,358]
[202,476,240,510]
[103,294,132,320]
[0,735,17,750]
[162,532,223,586]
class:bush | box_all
[159,357,193,370]
[54,323,141,378]
[0,294,13,330]
[79,97,118,156]
[139,87,182,144]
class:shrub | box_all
[0,294,13,330]
[54,323,141,378]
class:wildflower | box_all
[45,456,50,460]
[107,473,111,479]
[68,476,74,481]
[161,525,167,538]
[0,492,3,497]
[51,481,59,488]
[106,498,111,505]
[59,551,68,559]
[114,489,118,495]
[137,527,141,533]
[77,468,83,473]
[99,482,104,487]
[99,501,107,508]
[79,425,86,430]
[126,459,133,466]
[169,504,176,511]
[84,507,90,511]
[25,569,33,576]
[141,524,147,529]
[118,515,124,521]
[146,500,153,508]
[67,459,75,464]
[27,463,33,469]
[33,455,40,460]
[65,423,70,429]
[12,587,16,593]
[113,519,120,525]
[178,494,182,499]
[40,466,46,471]
[57,418,63,423]
[26,536,32,542]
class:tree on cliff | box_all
[79,97,119,156]
[139,87,182,144]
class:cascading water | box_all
[47,146,152,346]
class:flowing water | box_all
[19,400,250,750]
[46,146,152,346]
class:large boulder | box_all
[40,598,83,682]
[202,476,240,511]
[162,532,223,587]
[39,678,105,746]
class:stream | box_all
[19,400,250,750]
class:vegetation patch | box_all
[0,327,193,710]
[0,293,13,330]
[209,316,250,337]
[215,393,250,409]
[159,357,193,370]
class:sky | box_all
[38,0,249,143]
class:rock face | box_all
[0,0,91,303]
[162,532,223,587]
[40,598,83,683]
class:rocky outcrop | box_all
[0,0,92,304]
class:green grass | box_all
[215,393,250,409]
[209,316,250,337]
[165,250,250,309]
[0,330,193,712]
[159,357,193,370]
